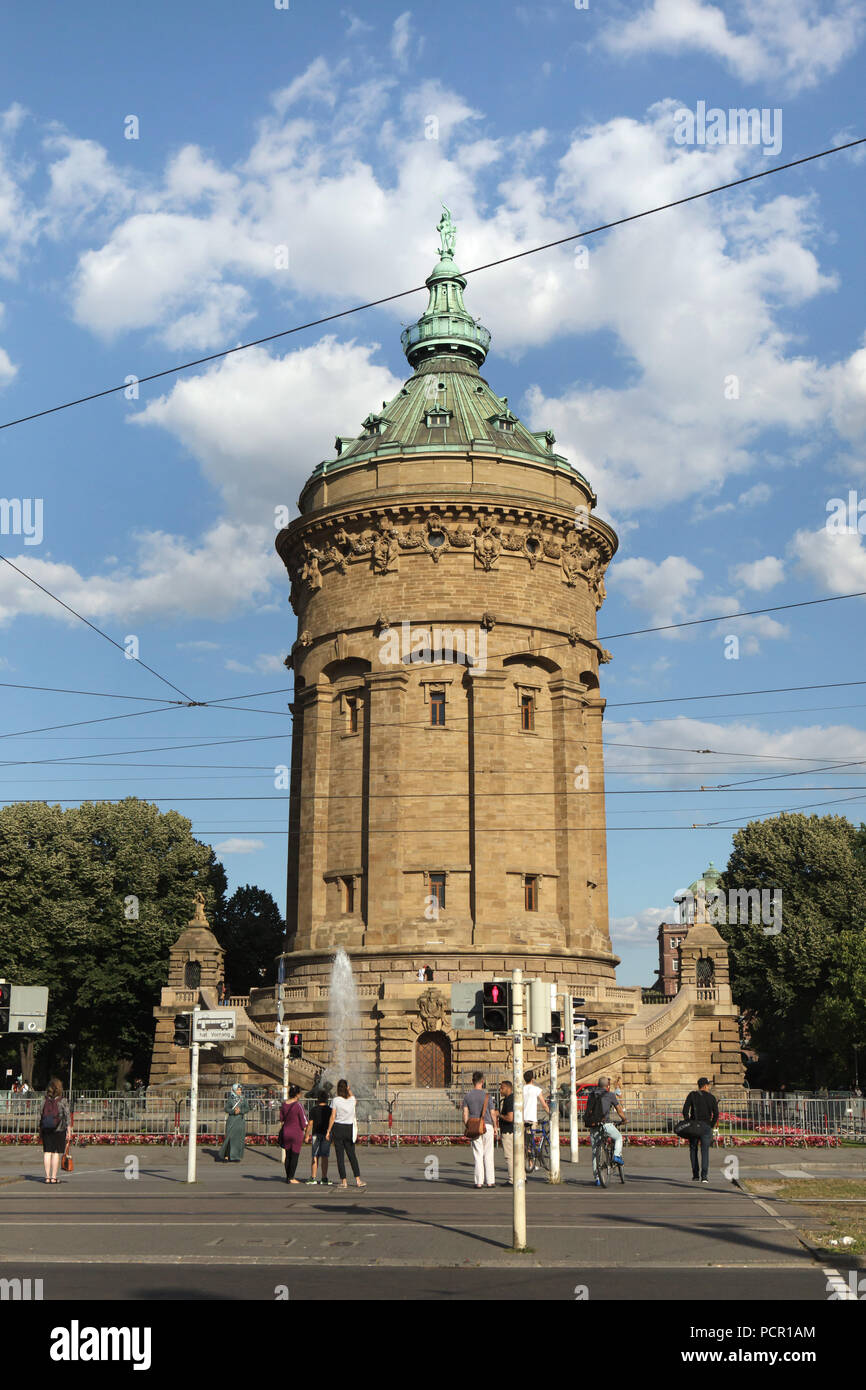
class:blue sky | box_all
[0,0,864,984]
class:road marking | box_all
[776,1169,812,1178]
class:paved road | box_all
[0,1143,851,1300]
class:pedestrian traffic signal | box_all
[541,1010,565,1048]
[0,982,10,1033]
[584,1018,600,1054]
[172,1013,191,1047]
[289,1031,303,1058]
[481,981,511,1032]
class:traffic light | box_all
[172,1013,191,1047]
[583,1018,600,1054]
[481,981,511,1032]
[541,1010,565,1048]
[525,978,551,1039]
[0,982,10,1033]
[289,1031,303,1059]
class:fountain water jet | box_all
[319,948,377,1118]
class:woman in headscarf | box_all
[219,1083,250,1162]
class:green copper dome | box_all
[304,208,591,494]
[400,206,491,369]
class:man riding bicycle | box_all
[584,1076,626,1186]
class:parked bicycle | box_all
[524,1120,551,1174]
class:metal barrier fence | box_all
[2,1089,863,1144]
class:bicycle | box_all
[590,1124,625,1187]
[524,1120,551,1174]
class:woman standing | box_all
[38,1078,70,1184]
[278,1085,308,1184]
[326,1079,366,1189]
[219,1083,250,1162]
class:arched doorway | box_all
[415,1032,451,1088]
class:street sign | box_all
[192,1010,237,1043]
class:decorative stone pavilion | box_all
[245,210,744,1093]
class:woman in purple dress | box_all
[279,1085,308,1184]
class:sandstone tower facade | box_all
[259,211,743,1092]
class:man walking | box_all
[682,1076,719,1184]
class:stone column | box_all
[467,668,508,945]
[294,681,331,946]
[549,676,590,951]
[362,669,410,946]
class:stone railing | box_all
[227,995,250,1008]
[696,987,719,1003]
[172,990,198,1005]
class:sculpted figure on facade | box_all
[418,987,450,1032]
[371,518,400,574]
[448,522,473,548]
[560,531,581,587]
[300,545,323,592]
[581,540,608,609]
[473,515,501,571]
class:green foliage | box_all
[720,813,866,1088]
[213,884,285,995]
[0,799,224,1087]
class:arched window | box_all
[184,961,201,990]
[696,956,715,986]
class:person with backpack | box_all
[38,1078,71,1184]
[681,1077,719,1184]
[583,1076,626,1186]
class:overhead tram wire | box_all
[1,137,862,435]
[0,553,196,702]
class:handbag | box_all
[61,1121,74,1173]
[674,1119,705,1140]
[465,1094,489,1139]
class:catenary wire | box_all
[1,137,861,433]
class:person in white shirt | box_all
[522,1070,549,1173]
[325,1079,366,1189]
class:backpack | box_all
[583,1089,606,1130]
[41,1098,60,1131]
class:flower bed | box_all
[1,1131,841,1148]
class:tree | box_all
[0,799,224,1088]
[213,885,285,996]
[720,812,866,1088]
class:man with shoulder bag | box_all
[462,1071,498,1188]
[678,1077,719,1184]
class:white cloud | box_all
[789,525,866,593]
[132,338,404,521]
[211,838,265,855]
[0,520,278,627]
[731,555,785,590]
[738,482,772,506]
[601,0,865,94]
[610,906,670,944]
[612,555,704,627]
[0,341,16,389]
[391,12,412,69]
[605,715,866,788]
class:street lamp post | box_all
[68,1044,75,1099]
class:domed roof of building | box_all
[306,208,591,493]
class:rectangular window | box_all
[524,875,539,911]
[429,872,446,910]
[430,690,446,726]
[672,959,679,972]
[346,697,359,734]
[520,694,535,731]
[342,878,354,914]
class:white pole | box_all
[569,1037,579,1164]
[279,987,288,1101]
[512,968,526,1251]
[549,1044,561,1183]
[186,1007,200,1184]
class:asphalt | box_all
[1,1142,861,1301]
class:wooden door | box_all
[415,1032,451,1088]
